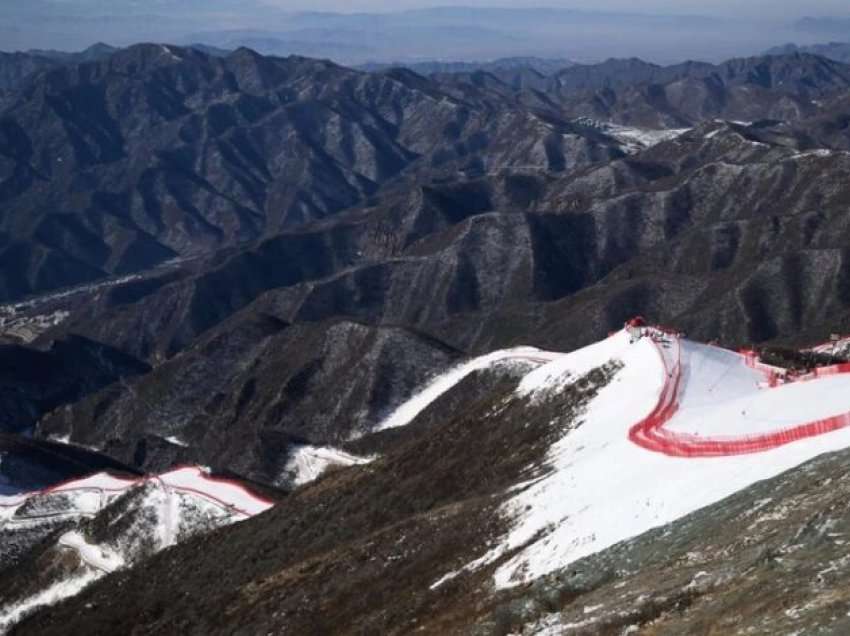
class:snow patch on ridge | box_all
[284,446,373,487]
[606,125,690,153]
[811,336,850,358]
[0,571,100,633]
[374,347,562,432]
[58,531,124,573]
[572,117,689,154]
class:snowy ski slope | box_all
[381,328,850,589]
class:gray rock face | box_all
[42,119,850,356]
[15,116,850,481]
[0,52,58,93]
[766,41,850,64]
[10,362,618,636]
[15,357,850,635]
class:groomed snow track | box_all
[629,330,850,457]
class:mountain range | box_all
[0,4,829,64]
[767,41,850,64]
[3,42,850,633]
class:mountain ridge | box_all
[3,43,850,633]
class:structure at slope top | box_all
[376,323,850,588]
[377,321,850,457]
[812,334,850,359]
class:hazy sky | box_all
[3,1,848,62]
[258,0,849,19]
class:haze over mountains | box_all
[4,7,850,633]
[767,41,850,64]
[1,2,847,64]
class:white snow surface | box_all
[155,466,273,516]
[58,531,125,573]
[416,330,850,588]
[285,445,372,487]
[605,125,690,152]
[571,117,689,153]
[0,466,273,533]
[666,339,850,437]
[786,148,843,161]
[374,347,562,432]
[3,466,272,515]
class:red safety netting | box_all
[628,331,850,457]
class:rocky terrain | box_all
[9,327,850,635]
[358,56,574,78]
[0,44,117,108]
[2,43,850,634]
[481,446,850,635]
[0,42,632,304]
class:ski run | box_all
[378,326,850,589]
[5,325,850,630]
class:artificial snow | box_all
[156,466,274,516]
[284,445,373,487]
[490,331,850,587]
